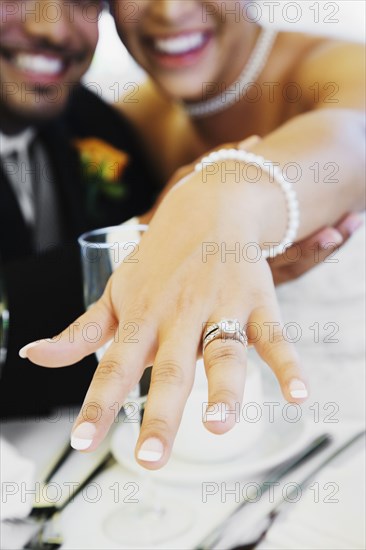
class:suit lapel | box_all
[1,118,89,264]
[38,121,88,242]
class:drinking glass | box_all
[78,223,147,406]
[78,224,193,545]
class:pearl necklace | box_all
[183,27,277,118]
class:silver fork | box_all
[3,437,115,549]
[22,450,116,549]
[22,512,63,550]
[4,441,74,527]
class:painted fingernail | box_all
[341,214,363,235]
[289,379,308,399]
[19,341,40,359]
[137,438,164,462]
[71,422,96,450]
[319,229,343,249]
[204,403,227,422]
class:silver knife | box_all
[196,430,364,550]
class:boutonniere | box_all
[73,137,130,200]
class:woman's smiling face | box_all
[112,0,255,101]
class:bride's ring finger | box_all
[202,316,248,435]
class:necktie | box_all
[1,129,63,251]
[32,141,63,251]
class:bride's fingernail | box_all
[341,214,363,235]
[137,438,164,462]
[204,403,228,422]
[289,379,308,399]
[19,341,40,359]
[319,229,343,249]
[71,422,96,450]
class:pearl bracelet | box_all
[192,148,300,259]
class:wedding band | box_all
[203,319,248,353]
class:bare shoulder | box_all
[282,32,365,110]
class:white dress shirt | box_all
[0,128,36,227]
[1,128,63,250]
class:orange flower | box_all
[74,137,130,182]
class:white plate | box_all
[111,415,312,485]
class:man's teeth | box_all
[154,33,206,55]
[13,54,64,75]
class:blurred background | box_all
[84,0,366,104]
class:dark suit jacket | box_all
[0,86,157,417]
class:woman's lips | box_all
[145,31,213,69]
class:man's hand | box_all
[270,213,363,285]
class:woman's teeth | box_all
[13,53,64,75]
[154,32,206,55]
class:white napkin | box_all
[0,436,35,520]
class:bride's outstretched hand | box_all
[22,176,307,468]
[21,128,359,469]
[21,144,310,470]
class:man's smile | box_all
[0,44,88,85]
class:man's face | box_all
[0,0,100,125]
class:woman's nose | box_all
[148,0,199,26]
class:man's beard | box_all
[0,82,80,133]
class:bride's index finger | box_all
[70,318,156,452]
